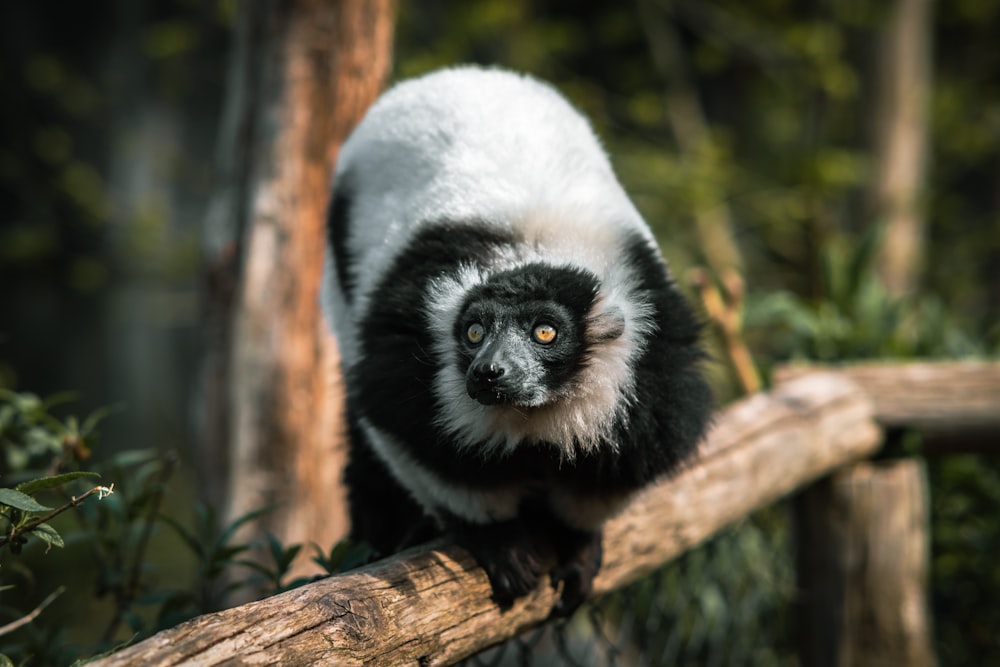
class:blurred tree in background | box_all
[1,0,999,663]
[1,0,232,451]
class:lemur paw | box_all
[550,531,603,617]
[456,522,547,608]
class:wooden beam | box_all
[795,460,936,667]
[90,372,880,666]
[775,361,1000,452]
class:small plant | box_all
[745,230,982,364]
[0,390,121,664]
[0,387,373,666]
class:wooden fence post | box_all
[795,459,936,667]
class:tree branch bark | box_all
[774,361,1000,448]
[92,371,883,666]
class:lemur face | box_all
[454,263,602,408]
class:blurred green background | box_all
[1,0,998,664]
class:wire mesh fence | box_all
[463,504,797,667]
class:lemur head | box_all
[454,263,625,409]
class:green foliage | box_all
[0,389,372,666]
[0,389,113,472]
[311,539,376,579]
[929,456,1000,663]
[745,229,984,364]
[0,390,110,557]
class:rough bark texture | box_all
[91,372,882,666]
[199,0,396,556]
[871,0,933,296]
[775,361,1000,449]
[796,460,936,667]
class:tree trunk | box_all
[796,460,936,667]
[199,0,396,571]
[871,0,933,296]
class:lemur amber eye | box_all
[532,324,557,345]
[466,323,485,344]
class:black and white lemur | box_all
[322,66,713,614]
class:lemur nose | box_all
[472,363,505,382]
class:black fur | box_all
[559,232,712,496]
[350,222,522,483]
[326,176,356,304]
[337,220,712,613]
[342,412,436,557]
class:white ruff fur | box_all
[424,213,656,459]
[359,418,521,525]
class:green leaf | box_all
[234,559,273,578]
[31,522,64,548]
[15,471,101,496]
[158,513,204,558]
[266,532,284,564]
[218,505,276,547]
[39,390,78,412]
[265,532,302,573]
[124,610,146,633]
[211,544,250,564]
[0,488,52,513]
[337,542,376,573]
[846,224,883,303]
[280,543,303,571]
[107,448,160,468]
[80,402,124,437]
[313,539,374,574]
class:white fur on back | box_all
[324,65,666,467]
[359,418,522,525]
[323,67,656,357]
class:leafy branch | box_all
[0,474,111,553]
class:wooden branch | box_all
[689,267,762,395]
[0,586,65,637]
[775,361,1000,450]
[91,372,881,666]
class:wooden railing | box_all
[92,361,1000,666]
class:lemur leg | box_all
[549,526,603,617]
[450,517,549,607]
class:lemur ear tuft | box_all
[585,305,626,344]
